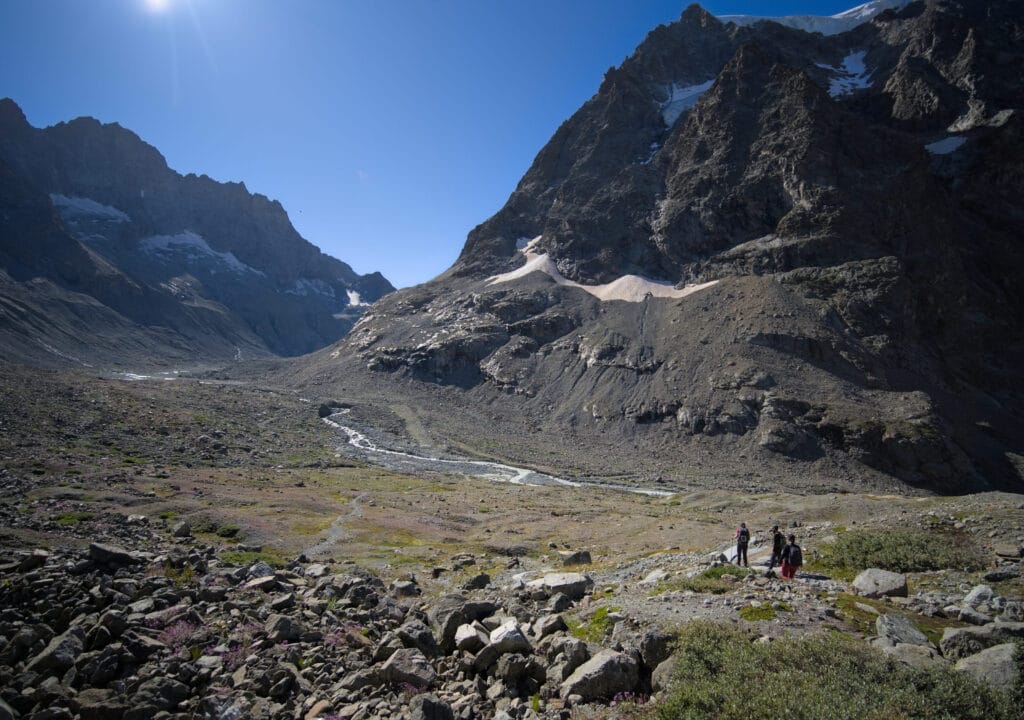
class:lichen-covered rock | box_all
[852,569,907,598]
[560,649,640,701]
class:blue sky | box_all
[0,1,858,288]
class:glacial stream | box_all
[324,411,674,497]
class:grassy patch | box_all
[56,511,95,525]
[813,528,979,577]
[738,604,776,621]
[158,510,178,520]
[219,548,289,568]
[215,524,241,538]
[652,565,753,596]
[567,606,620,643]
[655,622,1019,720]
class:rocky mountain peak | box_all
[306,0,1024,494]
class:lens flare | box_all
[144,0,171,12]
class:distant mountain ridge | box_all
[0,98,393,367]
[296,0,1024,494]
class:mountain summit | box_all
[298,0,1024,493]
[0,99,394,367]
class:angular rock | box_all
[89,543,142,567]
[880,643,947,670]
[26,627,84,675]
[559,550,592,566]
[533,614,567,640]
[409,694,454,720]
[993,544,1023,559]
[651,656,676,694]
[954,643,1021,692]
[462,572,490,591]
[876,614,930,647]
[959,606,993,626]
[390,579,420,597]
[489,620,532,655]
[454,622,489,653]
[640,629,675,669]
[526,573,593,601]
[265,614,302,643]
[963,585,994,607]
[560,649,639,701]
[852,569,907,598]
[398,619,441,657]
[171,521,191,538]
[939,622,1024,660]
[381,647,436,689]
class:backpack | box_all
[738,527,750,543]
[789,544,803,567]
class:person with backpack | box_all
[735,522,750,567]
[780,534,803,579]
[767,524,785,577]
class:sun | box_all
[144,0,171,12]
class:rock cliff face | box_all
[0,99,393,366]
[300,0,1024,493]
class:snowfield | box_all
[139,231,265,276]
[488,236,718,303]
[50,194,130,223]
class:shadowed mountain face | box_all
[0,99,394,367]
[297,0,1024,493]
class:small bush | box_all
[215,524,240,538]
[817,528,979,575]
[655,622,1017,720]
[56,511,95,525]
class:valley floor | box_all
[1,363,1021,718]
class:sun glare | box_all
[144,0,171,12]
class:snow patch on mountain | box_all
[817,51,873,97]
[140,232,265,276]
[489,236,717,303]
[719,0,912,36]
[661,80,715,125]
[50,194,130,223]
[925,135,967,155]
[346,290,370,307]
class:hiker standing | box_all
[735,522,750,567]
[767,524,785,576]
[780,534,803,579]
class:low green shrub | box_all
[656,622,1017,720]
[567,606,620,643]
[56,511,95,525]
[219,549,288,568]
[817,528,979,575]
[215,524,240,538]
[653,565,753,596]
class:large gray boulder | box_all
[560,649,640,701]
[490,620,532,655]
[25,627,84,675]
[381,648,436,688]
[852,569,907,598]
[880,643,946,670]
[526,573,593,601]
[876,614,930,647]
[955,643,1021,692]
[939,622,1024,660]
[963,584,995,607]
[89,542,143,567]
[409,694,455,720]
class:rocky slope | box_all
[294,0,1024,494]
[0,99,393,367]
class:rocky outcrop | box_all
[298,0,1024,494]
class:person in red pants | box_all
[780,534,803,579]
